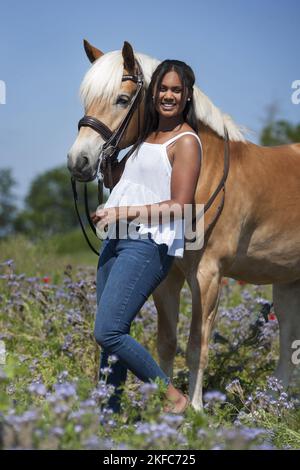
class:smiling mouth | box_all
[161,103,176,110]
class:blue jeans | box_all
[94,232,175,413]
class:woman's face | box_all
[153,70,188,118]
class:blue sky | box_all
[0,0,299,202]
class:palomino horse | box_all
[68,40,300,411]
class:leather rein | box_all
[71,60,230,255]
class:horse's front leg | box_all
[152,262,185,379]
[186,255,222,411]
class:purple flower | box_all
[53,403,70,415]
[28,382,47,396]
[107,355,119,365]
[54,382,77,399]
[139,382,158,397]
[51,426,64,436]
[100,367,113,376]
[1,259,14,267]
[204,391,226,404]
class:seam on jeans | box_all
[115,244,159,330]
[112,336,170,384]
[141,239,169,273]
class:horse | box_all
[67,40,300,411]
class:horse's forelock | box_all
[80,50,159,109]
[80,51,124,108]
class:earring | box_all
[152,96,155,100]
[187,98,191,101]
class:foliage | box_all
[13,166,102,238]
[0,240,299,450]
[0,232,97,278]
[260,120,300,146]
[0,168,18,237]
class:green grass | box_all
[0,234,299,450]
[0,230,99,279]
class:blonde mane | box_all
[80,49,246,142]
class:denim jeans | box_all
[94,231,175,413]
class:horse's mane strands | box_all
[80,50,246,142]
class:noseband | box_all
[71,58,145,255]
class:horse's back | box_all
[239,141,300,189]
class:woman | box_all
[92,59,202,414]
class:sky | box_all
[0,0,299,204]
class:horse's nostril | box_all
[77,154,89,171]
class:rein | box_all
[186,127,230,245]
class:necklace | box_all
[156,121,184,133]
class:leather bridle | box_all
[71,58,145,255]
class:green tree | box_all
[0,168,18,237]
[260,120,300,145]
[14,166,103,237]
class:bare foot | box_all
[163,383,190,413]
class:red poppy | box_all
[42,277,51,284]
[268,312,277,321]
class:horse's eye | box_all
[116,96,130,106]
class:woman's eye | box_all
[160,88,182,93]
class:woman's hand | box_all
[91,207,120,232]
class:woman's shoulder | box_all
[180,124,197,134]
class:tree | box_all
[260,120,300,146]
[0,168,18,237]
[14,166,104,237]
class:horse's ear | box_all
[122,41,135,73]
[83,39,104,63]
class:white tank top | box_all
[103,131,202,258]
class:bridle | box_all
[71,58,230,255]
[71,58,145,255]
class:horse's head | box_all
[67,40,147,182]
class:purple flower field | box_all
[1,242,300,450]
